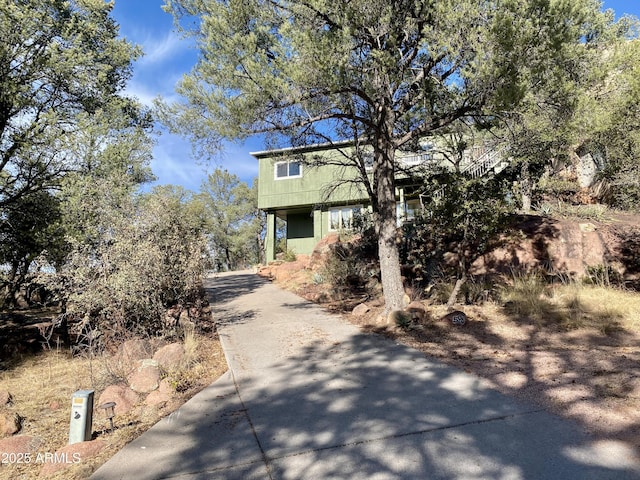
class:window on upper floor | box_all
[399,147,434,167]
[275,160,302,179]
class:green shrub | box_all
[60,186,209,341]
[538,177,580,197]
[282,248,297,262]
[321,245,361,288]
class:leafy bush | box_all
[404,168,513,306]
[320,244,362,289]
[282,248,297,262]
[535,201,608,220]
[537,176,580,198]
[60,186,209,342]
[316,208,380,296]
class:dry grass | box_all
[499,273,638,333]
[0,332,226,480]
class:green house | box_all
[254,141,506,262]
[254,142,430,262]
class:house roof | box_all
[250,139,354,159]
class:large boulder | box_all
[40,439,105,476]
[127,359,161,394]
[97,384,139,416]
[153,343,186,372]
[471,216,624,278]
[308,233,341,270]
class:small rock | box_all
[0,391,12,406]
[579,223,597,232]
[406,301,427,321]
[40,439,104,476]
[98,384,139,416]
[127,359,161,393]
[0,412,21,437]
[352,303,371,317]
[153,343,185,372]
[402,293,411,307]
[442,310,468,326]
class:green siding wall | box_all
[287,237,318,255]
[257,149,369,210]
[286,212,315,255]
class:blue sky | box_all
[111,0,263,191]
[110,0,640,192]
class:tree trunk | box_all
[446,273,467,309]
[374,141,404,314]
[256,233,265,265]
[521,161,532,213]
[2,262,20,309]
[225,247,232,271]
[447,234,469,308]
[378,214,404,313]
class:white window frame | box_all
[274,160,303,180]
[328,205,362,231]
[362,151,374,171]
[397,199,422,225]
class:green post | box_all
[265,211,276,262]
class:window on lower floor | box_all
[397,199,422,225]
[405,199,421,221]
[329,206,362,231]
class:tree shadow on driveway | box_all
[94,272,639,479]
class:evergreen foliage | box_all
[161,0,620,310]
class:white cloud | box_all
[139,31,191,67]
[215,140,261,183]
[150,139,206,192]
[123,80,158,107]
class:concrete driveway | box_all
[91,271,640,479]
